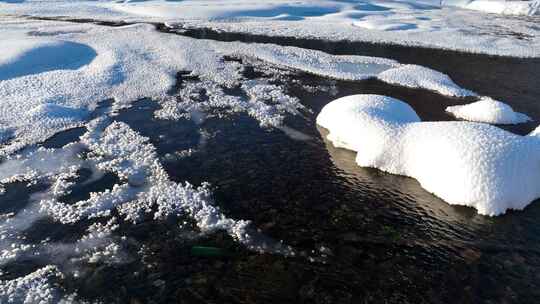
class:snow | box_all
[0,118,293,300]
[446,97,531,124]
[0,265,64,304]
[353,19,418,31]
[450,0,540,15]
[108,0,344,20]
[0,17,482,155]
[317,94,540,216]
[1,1,540,57]
[0,3,537,299]
[377,64,475,97]
[0,38,96,81]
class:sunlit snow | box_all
[317,94,540,216]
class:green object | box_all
[191,246,228,257]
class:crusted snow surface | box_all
[1,1,540,57]
[0,265,82,303]
[446,97,531,124]
[317,94,540,216]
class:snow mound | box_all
[377,64,475,97]
[0,38,96,81]
[317,94,540,216]
[108,0,342,20]
[352,20,418,31]
[446,97,531,124]
[316,94,420,152]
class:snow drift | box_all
[446,97,530,124]
[317,94,540,216]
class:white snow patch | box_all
[446,97,531,124]
[353,19,418,31]
[317,94,540,216]
[452,0,540,16]
[377,64,475,97]
[0,265,64,304]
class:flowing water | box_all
[2,19,540,303]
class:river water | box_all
[2,20,540,303]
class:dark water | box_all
[102,66,540,304]
[3,19,540,303]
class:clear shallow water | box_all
[2,21,540,303]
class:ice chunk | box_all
[446,97,531,124]
[317,94,540,216]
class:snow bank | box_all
[234,44,399,81]
[108,0,343,20]
[2,0,540,57]
[353,19,418,31]
[448,0,540,16]
[317,94,540,216]
[377,64,474,97]
[231,44,474,97]
[446,97,530,124]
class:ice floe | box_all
[446,97,531,124]
[317,94,540,216]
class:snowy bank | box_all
[446,97,530,124]
[1,0,540,57]
[317,95,540,216]
[0,18,481,155]
[444,0,540,16]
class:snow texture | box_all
[446,97,531,124]
[377,64,475,97]
[0,17,480,155]
[317,94,540,216]
[1,1,540,57]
